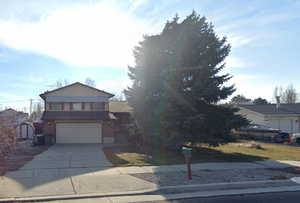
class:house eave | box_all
[265,114,300,117]
[39,82,115,99]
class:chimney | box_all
[276,96,281,110]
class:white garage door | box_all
[269,119,293,133]
[56,123,102,143]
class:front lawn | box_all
[103,141,300,167]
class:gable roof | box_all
[239,104,300,115]
[0,108,16,114]
[40,82,114,99]
[109,101,133,113]
[0,108,27,115]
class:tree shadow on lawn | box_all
[103,145,268,166]
[154,147,268,165]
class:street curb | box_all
[0,179,298,202]
[109,185,300,203]
[0,187,158,202]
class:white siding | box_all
[64,103,70,111]
[238,107,300,133]
[48,83,110,97]
[266,117,300,133]
[17,125,34,139]
[237,108,266,125]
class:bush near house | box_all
[0,118,17,159]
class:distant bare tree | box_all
[56,80,63,88]
[63,79,69,86]
[282,84,298,104]
[85,77,96,87]
[30,102,43,121]
[48,79,70,89]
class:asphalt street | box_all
[139,191,300,203]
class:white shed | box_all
[17,122,35,139]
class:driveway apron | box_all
[0,144,156,199]
[21,144,113,169]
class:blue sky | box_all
[0,0,299,111]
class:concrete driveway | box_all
[21,144,113,169]
[0,144,155,199]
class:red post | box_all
[185,155,192,180]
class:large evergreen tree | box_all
[125,11,248,149]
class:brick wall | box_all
[102,121,115,143]
[43,121,55,136]
[0,119,17,159]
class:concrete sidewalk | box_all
[0,170,157,198]
[1,160,300,200]
[66,160,300,175]
[3,179,300,202]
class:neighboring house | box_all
[109,101,133,125]
[0,108,28,125]
[109,101,133,144]
[40,82,116,144]
[238,103,300,133]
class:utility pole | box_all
[29,99,33,116]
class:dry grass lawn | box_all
[215,141,300,161]
[104,141,300,167]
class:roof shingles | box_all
[239,104,300,115]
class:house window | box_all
[50,103,62,111]
[72,103,82,111]
[91,102,105,111]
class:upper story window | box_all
[50,103,62,111]
[72,103,82,111]
[47,102,106,111]
[91,102,105,111]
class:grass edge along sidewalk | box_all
[103,141,300,167]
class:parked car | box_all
[290,133,300,145]
[239,124,280,133]
[272,132,290,143]
[235,124,280,141]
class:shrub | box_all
[0,118,17,158]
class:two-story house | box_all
[40,82,115,144]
